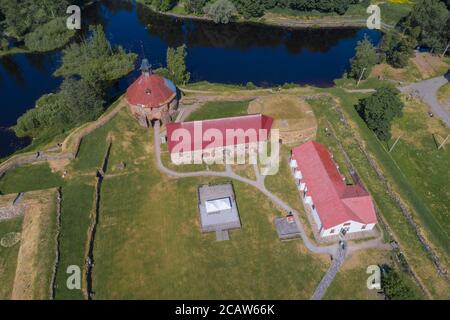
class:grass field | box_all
[186,100,250,121]
[0,164,64,194]
[437,83,450,106]
[0,216,23,299]
[389,98,450,253]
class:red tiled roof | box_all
[126,73,176,109]
[166,114,273,154]
[291,141,377,229]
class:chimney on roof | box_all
[140,58,152,77]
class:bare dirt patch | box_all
[412,53,449,79]
[248,95,317,145]
[48,158,71,173]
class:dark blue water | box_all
[0,0,381,158]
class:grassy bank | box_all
[140,0,412,28]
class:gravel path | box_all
[399,76,449,128]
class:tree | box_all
[186,0,208,14]
[348,35,378,80]
[155,45,191,85]
[401,0,449,52]
[233,0,265,18]
[0,0,68,38]
[167,45,190,85]
[204,0,237,24]
[146,0,176,12]
[381,32,415,68]
[54,25,137,89]
[356,87,404,141]
[24,17,75,52]
[382,267,417,300]
[15,78,103,139]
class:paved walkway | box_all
[399,76,450,128]
[311,241,347,300]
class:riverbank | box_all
[137,0,409,30]
[0,47,29,58]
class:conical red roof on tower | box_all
[126,59,177,109]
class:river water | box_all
[0,0,381,158]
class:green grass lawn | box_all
[0,164,64,194]
[91,112,328,299]
[186,100,250,121]
[0,216,23,299]
[324,248,422,300]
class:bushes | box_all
[381,32,415,68]
[54,25,137,88]
[204,0,237,23]
[400,0,449,53]
[145,0,177,12]
[185,0,208,14]
[348,36,378,80]
[15,79,103,139]
[381,265,418,300]
[24,18,75,52]
[155,45,190,85]
[355,87,404,141]
[0,37,8,50]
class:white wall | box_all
[320,221,375,237]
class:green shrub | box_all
[24,18,75,52]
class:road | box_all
[399,76,450,128]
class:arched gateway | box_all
[126,59,178,127]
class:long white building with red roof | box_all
[166,114,273,164]
[290,141,377,237]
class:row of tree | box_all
[145,0,361,20]
[14,25,137,141]
[348,0,449,81]
[0,0,77,52]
